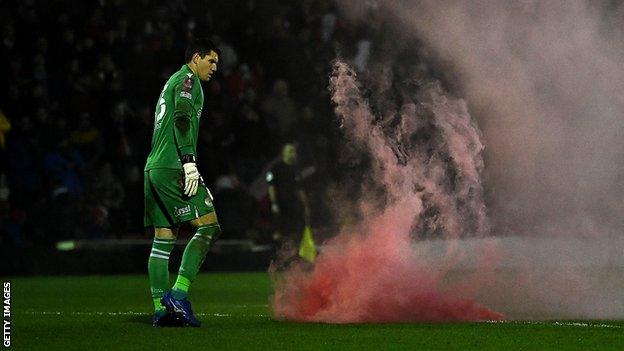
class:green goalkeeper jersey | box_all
[144,64,204,171]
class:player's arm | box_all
[173,75,198,157]
[173,75,200,196]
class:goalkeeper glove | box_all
[181,154,200,197]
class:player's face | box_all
[195,51,219,81]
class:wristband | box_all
[181,154,196,164]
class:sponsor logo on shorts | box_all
[174,205,191,217]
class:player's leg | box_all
[148,227,177,316]
[161,213,220,327]
[171,212,221,300]
[155,181,219,327]
[145,170,182,326]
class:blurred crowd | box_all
[0,0,381,248]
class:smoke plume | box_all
[271,0,624,321]
[343,0,624,236]
[271,61,503,322]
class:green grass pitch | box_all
[9,273,624,350]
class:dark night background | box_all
[0,0,393,274]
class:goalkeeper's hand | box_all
[182,155,200,197]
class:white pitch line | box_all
[551,322,622,329]
[21,312,619,327]
[486,320,623,329]
[22,311,270,318]
[213,304,269,308]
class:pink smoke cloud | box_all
[271,61,502,323]
[272,1,624,322]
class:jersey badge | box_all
[182,76,195,93]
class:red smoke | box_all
[272,1,624,321]
[272,218,503,323]
[271,61,503,323]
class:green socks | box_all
[148,238,176,312]
[172,223,221,299]
[171,275,191,299]
[148,223,220,310]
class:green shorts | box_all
[144,169,215,228]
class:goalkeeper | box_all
[144,38,220,327]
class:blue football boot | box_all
[161,291,201,327]
[152,310,184,327]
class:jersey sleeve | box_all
[173,74,200,156]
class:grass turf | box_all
[9,273,624,350]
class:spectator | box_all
[213,174,254,239]
[43,138,85,197]
[92,162,125,234]
[211,35,239,76]
[70,112,103,169]
[0,108,11,150]
[6,116,41,203]
[261,80,297,140]
[0,173,27,247]
[225,63,262,104]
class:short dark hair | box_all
[185,38,219,63]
